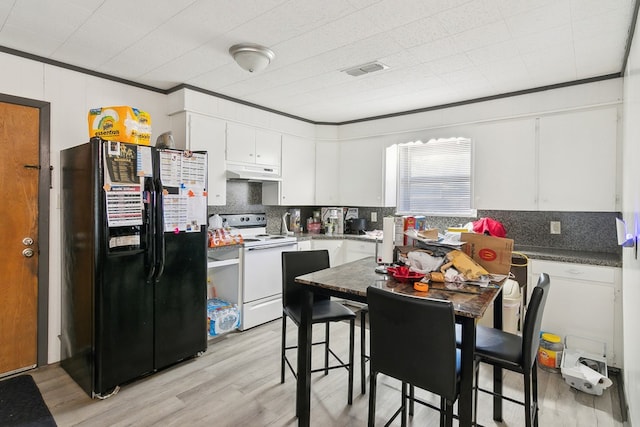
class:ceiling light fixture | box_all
[229,43,275,73]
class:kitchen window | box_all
[396,137,474,216]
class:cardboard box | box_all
[460,232,514,275]
[88,106,152,145]
[414,215,427,231]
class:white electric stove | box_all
[219,214,298,330]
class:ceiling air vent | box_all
[341,61,389,77]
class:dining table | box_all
[293,255,505,427]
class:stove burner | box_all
[255,234,269,237]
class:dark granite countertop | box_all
[294,234,622,268]
[513,245,621,268]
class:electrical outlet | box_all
[371,211,378,222]
[550,221,561,234]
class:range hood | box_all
[226,163,282,182]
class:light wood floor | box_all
[29,317,625,426]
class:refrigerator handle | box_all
[144,177,156,283]
[155,178,166,281]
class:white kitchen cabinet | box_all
[473,107,618,211]
[226,122,281,166]
[311,239,344,267]
[538,107,618,211]
[473,118,537,210]
[171,112,227,205]
[342,239,376,264]
[264,135,315,206]
[339,140,395,207]
[315,141,340,205]
[528,259,622,368]
[308,238,376,266]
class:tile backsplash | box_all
[208,182,620,255]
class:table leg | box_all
[493,290,504,421]
[296,288,313,426]
[459,317,475,426]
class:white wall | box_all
[622,15,640,426]
[0,52,171,363]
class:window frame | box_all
[394,137,476,217]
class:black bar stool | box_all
[281,250,356,405]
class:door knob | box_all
[23,237,34,245]
[22,248,34,258]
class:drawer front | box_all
[530,259,616,283]
[241,296,282,330]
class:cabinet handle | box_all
[565,269,584,275]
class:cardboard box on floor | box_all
[460,232,514,275]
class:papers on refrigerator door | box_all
[159,150,208,232]
[103,142,144,227]
[105,185,143,227]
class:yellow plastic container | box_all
[538,332,563,372]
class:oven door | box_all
[243,242,298,303]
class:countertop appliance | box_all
[345,218,367,234]
[60,138,208,398]
[220,213,297,330]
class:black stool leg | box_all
[409,385,415,415]
[281,314,286,383]
[524,370,532,427]
[401,382,407,427]
[348,318,355,404]
[533,362,539,427]
[368,372,378,427]
[361,309,367,394]
[324,322,330,375]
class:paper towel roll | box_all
[616,217,627,245]
[616,217,633,246]
[379,217,395,264]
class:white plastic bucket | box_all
[478,279,521,333]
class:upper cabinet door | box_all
[339,140,388,207]
[315,141,340,205]
[538,107,618,211]
[279,135,315,205]
[226,122,281,167]
[187,113,227,206]
[226,122,256,164]
[473,119,537,210]
[255,129,281,166]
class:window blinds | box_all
[397,137,473,216]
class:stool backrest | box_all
[367,286,459,402]
[282,250,330,308]
[522,273,551,369]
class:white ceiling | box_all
[0,0,636,123]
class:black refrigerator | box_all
[60,137,208,398]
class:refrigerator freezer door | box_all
[96,251,154,394]
[61,139,155,397]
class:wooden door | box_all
[0,102,40,376]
